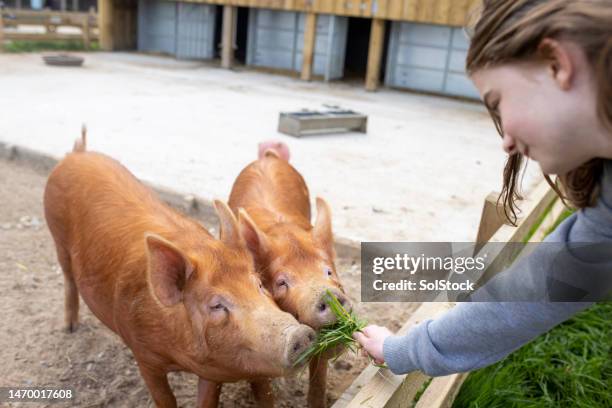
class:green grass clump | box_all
[294,290,367,366]
[5,40,100,53]
[452,302,612,408]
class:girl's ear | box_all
[538,38,574,91]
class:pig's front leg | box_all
[137,362,177,408]
[308,356,328,408]
[250,379,274,407]
[197,378,221,408]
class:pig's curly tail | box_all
[73,124,87,153]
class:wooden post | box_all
[82,9,91,49]
[60,0,67,12]
[474,192,505,255]
[300,12,317,81]
[98,0,114,51]
[221,5,237,69]
[365,18,385,91]
[0,11,4,53]
[73,0,80,12]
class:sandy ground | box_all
[0,51,543,243]
[0,156,420,407]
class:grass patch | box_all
[454,205,608,407]
[452,302,611,408]
[294,290,367,366]
[4,40,100,53]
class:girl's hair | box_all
[466,0,612,224]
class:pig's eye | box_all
[277,279,288,288]
[210,303,227,312]
[324,267,333,278]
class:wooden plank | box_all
[365,18,385,91]
[0,11,5,53]
[335,302,454,408]
[528,198,565,243]
[414,373,467,408]
[4,32,98,41]
[221,5,237,69]
[1,8,98,27]
[98,0,113,51]
[300,12,317,81]
[474,191,506,255]
[155,0,477,25]
[373,0,389,19]
[475,179,557,284]
[82,13,90,49]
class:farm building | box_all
[98,0,481,99]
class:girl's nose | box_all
[502,133,518,155]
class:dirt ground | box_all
[0,157,419,407]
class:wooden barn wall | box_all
[174,0,480,26]
[113,0,138,50]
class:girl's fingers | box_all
[353,331,366,343]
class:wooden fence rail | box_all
[333,178,563,408]
[0,7,98,50]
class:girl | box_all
[354,0,612,376]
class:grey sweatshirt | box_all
[383,160,612,376]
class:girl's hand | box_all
[353,325,393,365]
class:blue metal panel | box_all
[176,3,216,60]
[386,21,479,99]
[247,9,347,80]
[138,0,177,55]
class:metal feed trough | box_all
[278,110,368,137]
[43,55,85,67]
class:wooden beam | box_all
[0,12,4,53]
[98,0,113,51]
[300,12,317,81]
[475,179,557,284]
[365,18,385,91]
[474,191,505,255]
[334,302,455,408]
[415,373,468,408]
[528,197,565,243]
[82,7,91,49]
[221,5,237,69]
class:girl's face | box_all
[471,41,604,175]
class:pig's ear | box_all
[313,197,335,257]
[238,208,269,257]
[213,200,244,247]
[145,233,194,307]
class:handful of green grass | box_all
[294,290,367,366]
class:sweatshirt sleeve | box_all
[383,173,612,376]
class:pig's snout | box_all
[315,290,352,327]
[284,325,316,368]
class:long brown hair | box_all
[466,0,612,224]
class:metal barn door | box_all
[247,9,348,80]
[385,22,479,99]
[138,0,216,60]
[138,0,177,55]
[176,3,216,60]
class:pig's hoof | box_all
[65,322,78,333]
